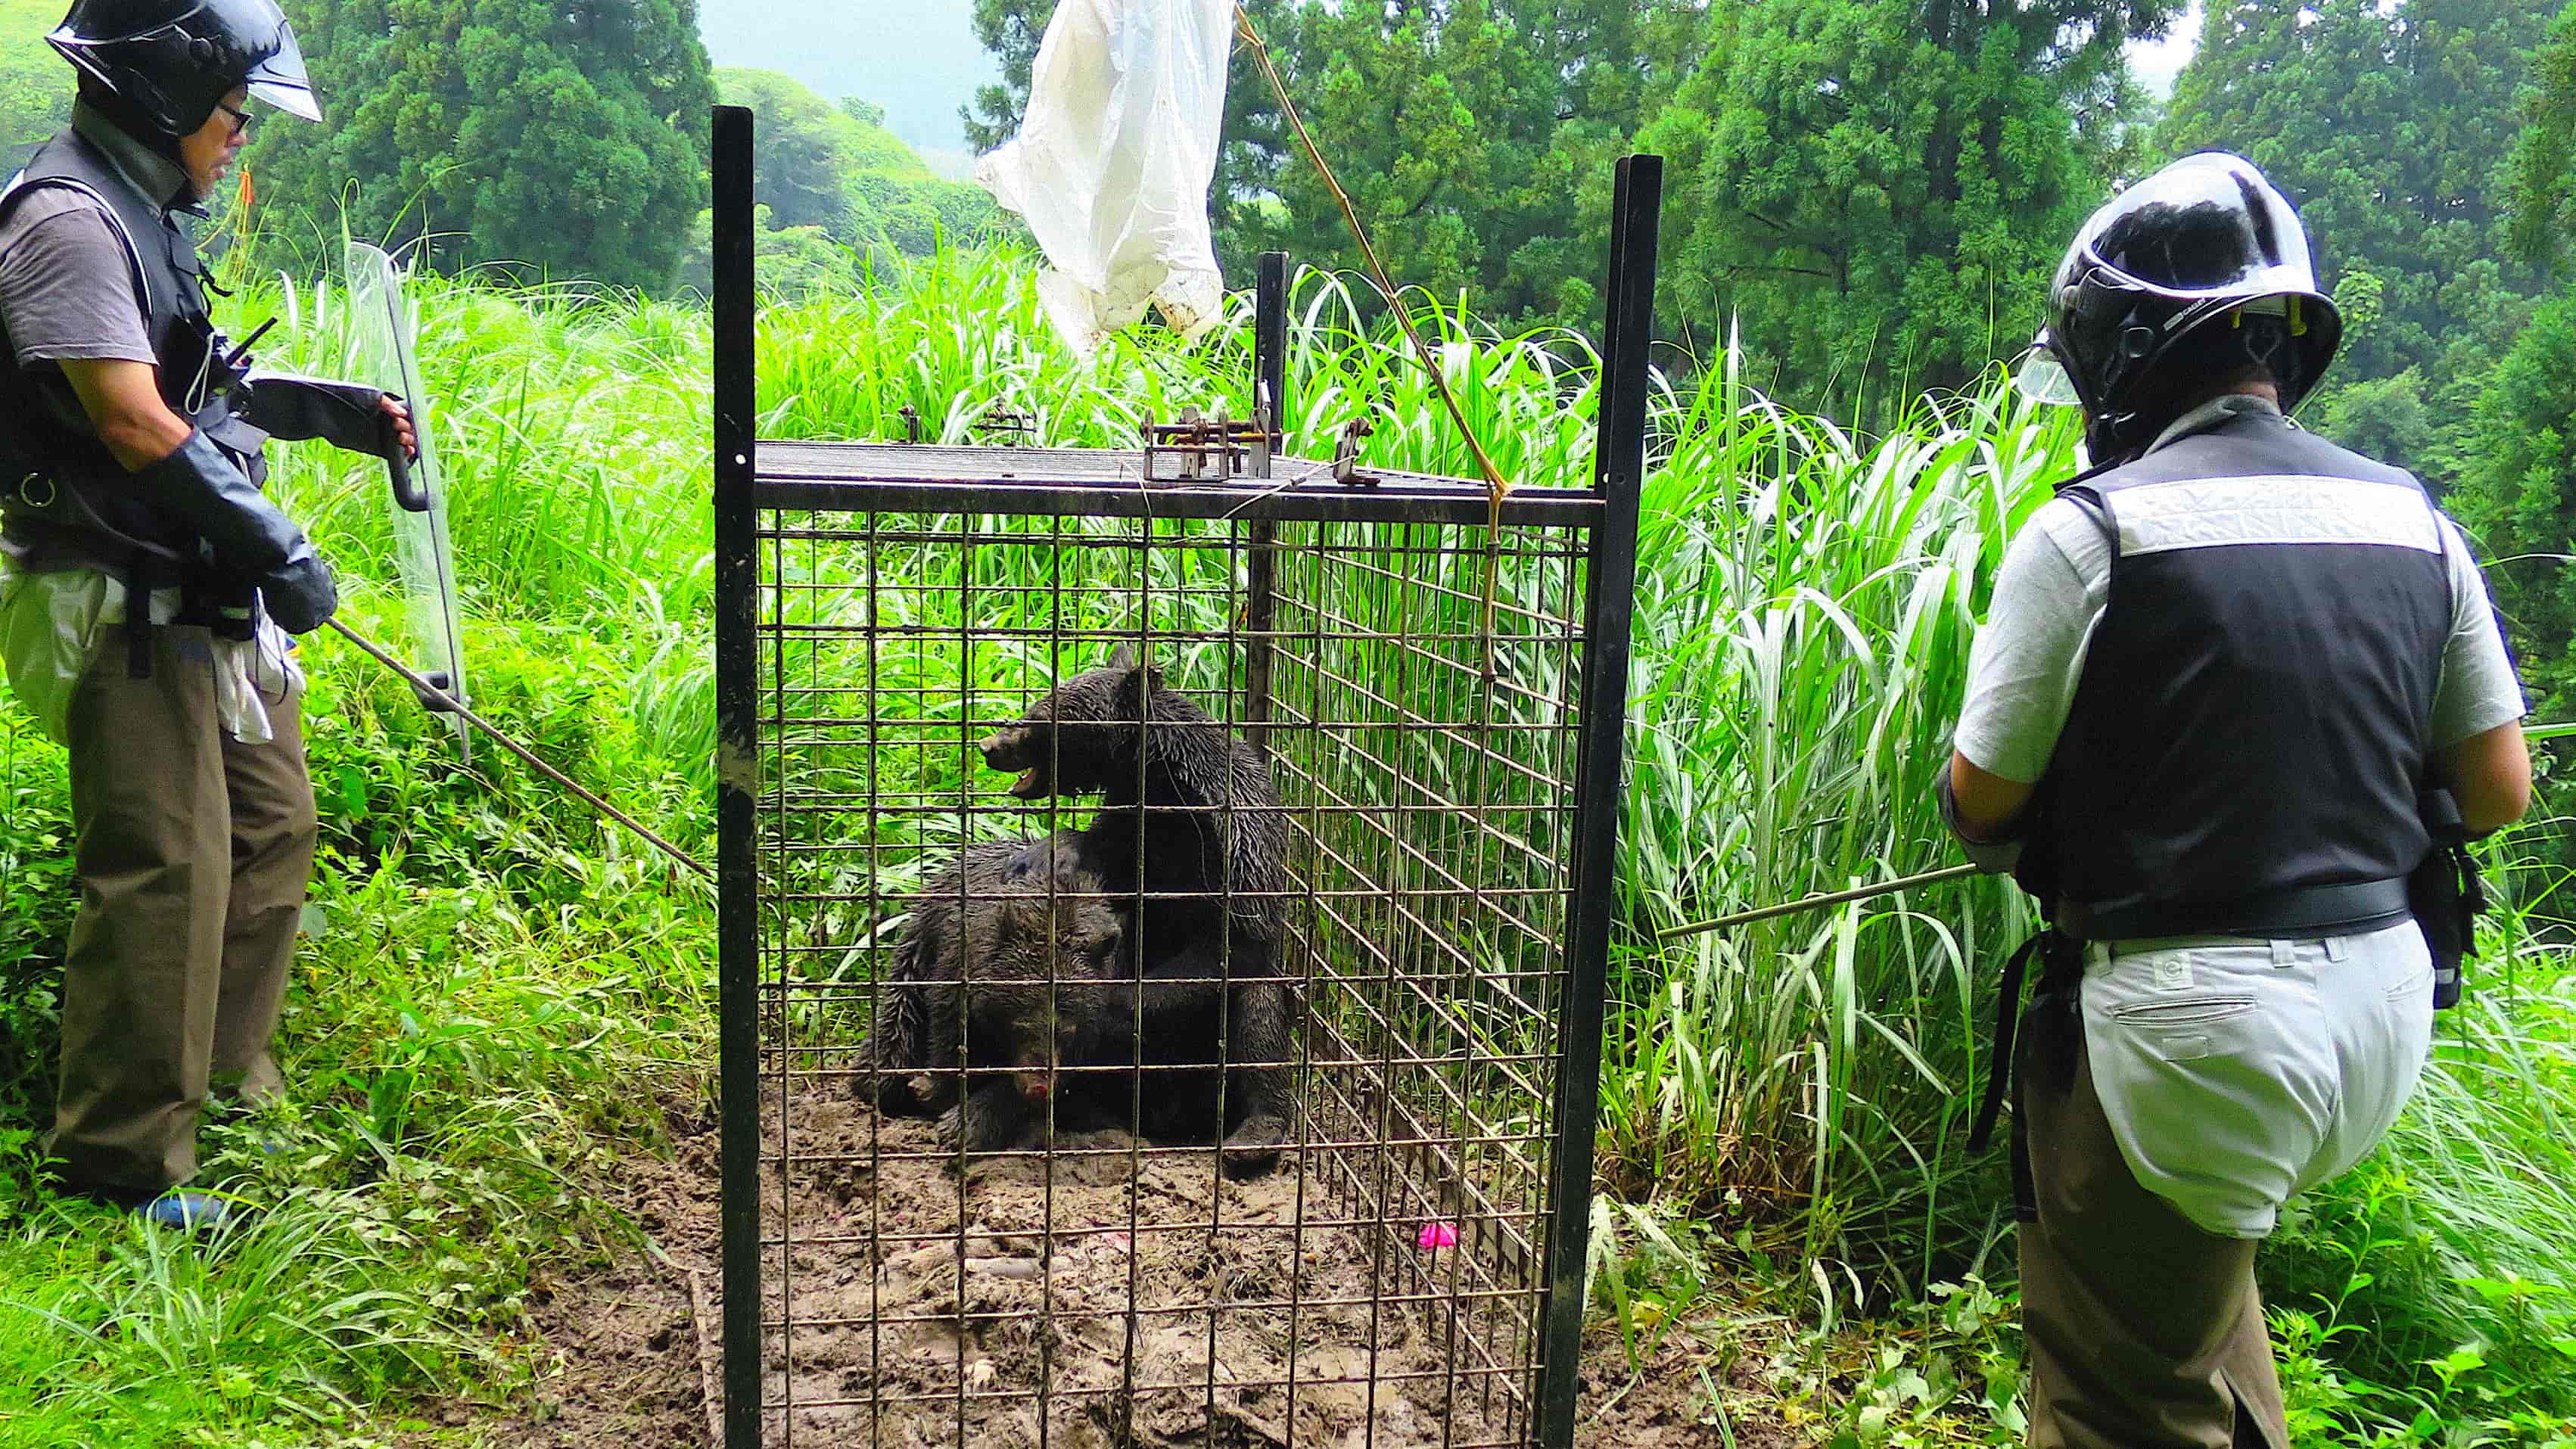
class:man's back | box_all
[2046,406,2453,934]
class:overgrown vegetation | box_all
[0,0,64,169]
[0,248,2567,1443]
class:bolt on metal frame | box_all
[713,104,1660,1448]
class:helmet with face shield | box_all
[48,0,322,140]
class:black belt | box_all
[2056,876,2413,944]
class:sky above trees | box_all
[693,0,993,176]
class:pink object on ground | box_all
[1417,1221,1459,1251]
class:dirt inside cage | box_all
[745,1088,1536,1448]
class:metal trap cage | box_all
[711,107,1660,1448]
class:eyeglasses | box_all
[213,100,254,138]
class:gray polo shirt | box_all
[1955,396,2525,784]
[0,101,191,370]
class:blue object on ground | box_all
[130,1191,238,1231]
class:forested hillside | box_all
[2448,2,2576,731]
[671,69,1001,294]
[2162,0,2554,488]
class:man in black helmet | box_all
[1940,152,2531,1447]
[0,0,414,1230]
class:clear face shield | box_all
[2011,333,2092,470]
[2011,343,2083,407]
[196,0,322,122]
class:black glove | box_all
[129,428,338,635]
[258,555,338,635]
[241,373,405,459]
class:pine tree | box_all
[248,0,715,291]
[2510,1,2576,272]
[1634,0,2173,416]
[2449,4,2576,726]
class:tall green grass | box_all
[0,242,2565,1439]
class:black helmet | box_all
[2014,151,2341,461]
[48,0,322,138]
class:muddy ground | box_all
[459,1093,1812,1448]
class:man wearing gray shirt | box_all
[1942,154,2528,1448]
[0,0,411,1232]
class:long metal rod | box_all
[710,101,764,1449]
[1536,151,1660,1449]
[1656,862,1980,941]
[325,620,711,879]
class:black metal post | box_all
[1244,250,1289,754]
[1254,250,1289,444]
[1535,153,1660,1449]
[711,102,763,1449]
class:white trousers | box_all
[2081,921,2434,1238]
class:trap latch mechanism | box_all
[1330,414,1379,488]
[972,403,1039,446]
[891,402,1038,446]
[1141,403,1274,482]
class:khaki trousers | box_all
[2018,1004,2288,1449]
[48,624,316,1195]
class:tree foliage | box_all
[1235,0,1689,329]
[2159,0,2550,404]
[2510,1,2576,272]
[961,0,1055,154]
[719,67,860,233]
[2449,284,2576,725]
[247,0,715,291]
[958,0,2160,411]
[1638,0,2170,413]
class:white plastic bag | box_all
[973,0,1234,356]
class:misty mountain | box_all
[695,0,995,177]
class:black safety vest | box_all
[2039,409,2453,941]
[0,125,266,564]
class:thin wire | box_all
[324,619,713,879]
[1657,862,1980,941]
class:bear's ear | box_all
[1107,641,1140,672]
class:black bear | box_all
[863,830,1127,1152]
[975,643,1296,1177]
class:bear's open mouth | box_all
[1010,766,1044,798]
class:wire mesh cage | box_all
[711,107,1661,1448]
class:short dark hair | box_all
[2161,316,2288,395]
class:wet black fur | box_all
[862,831,1126,1153]
[975,645,1296,1177]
